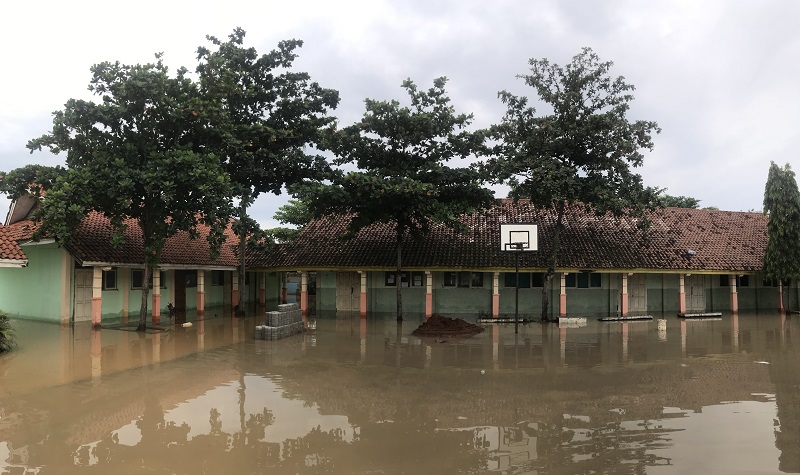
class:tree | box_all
[658,193,700,209]
[488,48,661,321]
[265,199,315,242]
[0,164,66,201]
[28,54,233,331]
[762,162,800,311]
[299,77,494,320]
[195,28,339,315]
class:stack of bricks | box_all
[255,303,305,340]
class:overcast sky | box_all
[2,0,798,229]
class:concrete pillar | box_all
[621,273,629,317]
[729,274,739,314]
[232,272,239,309]
[300,271,309,316]
[152,270,161,325]
[91,267,102,326]
[121,268,129,320]
[425,271,433,318]
[559,273,567,317]
[778,283,785,313]
[259,272,266,307]
[678,274,687,315]
[359,271,368,318]
[91,327,102,379]
[492,272,500,317]
[621,322,629,362]
[59,252,72,324]
[197,270,205,315]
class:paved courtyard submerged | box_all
[1,309,799,474]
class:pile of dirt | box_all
[411,314,485,337]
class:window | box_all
[566,271,601,288]
[102,269,117,290]
[185,271,198,288]
[721,275,750,287]
[212,270,224,286]
[444,272,457,287]
[385,272,417,287]
[531,273,545,288]
[471,272,484,288]
[504,272,531,288]
[451,272,484,288]
[576,271,602,288]
[131,269,167,289]
[412,272,425,287]
[762,278,788,287]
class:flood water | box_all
[1,310,800,474]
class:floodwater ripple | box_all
[1,311,799,474]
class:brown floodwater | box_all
[1,309,799,474]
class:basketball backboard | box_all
[500,223,537,251]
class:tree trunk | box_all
[396,224,403,322]
[138,263,151,332]
[236,198,248,317]
[541,202,565,322]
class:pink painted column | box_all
[359,271,368,318]
[196,270,205,316]
[258,272,266,307]
[91,267,103,327]
[152,271,161,325]
[300,271,309,316]
[678,274,687,315]
[620,273,629,317]
[425,271,433,319]
[729,274,738,314]
[492,272,500,317]
[559,273,567,317]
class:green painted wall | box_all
[0,243,67,322]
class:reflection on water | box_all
[1,310,800,473]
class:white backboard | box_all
[500,223,537,251]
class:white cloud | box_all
[2,0,799,223]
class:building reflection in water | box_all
[0,310,799,473]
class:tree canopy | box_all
[298,77,494,319]
[195,28,339,313]
[658,193,701,209]
[28,54,233,331]
[762,162,800,292]
[487,47,661,321]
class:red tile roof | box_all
[0,226,27,262]
[254,200,768,273]
[65,212,239,268]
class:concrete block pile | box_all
[255,303,305,340]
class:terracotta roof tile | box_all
[66,212,239,268]
[0,226,27,261]
[255,200,768,272]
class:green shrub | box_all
[0,312,16,353]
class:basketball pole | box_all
[514,243,521,334]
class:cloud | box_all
[2,0,798,225]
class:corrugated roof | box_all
[253,200,768,272]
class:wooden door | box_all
[174,270,187,311]
[335,272,359,313]
[74,269,92,322]
[687,274,705,312]
[628,274,648,314]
